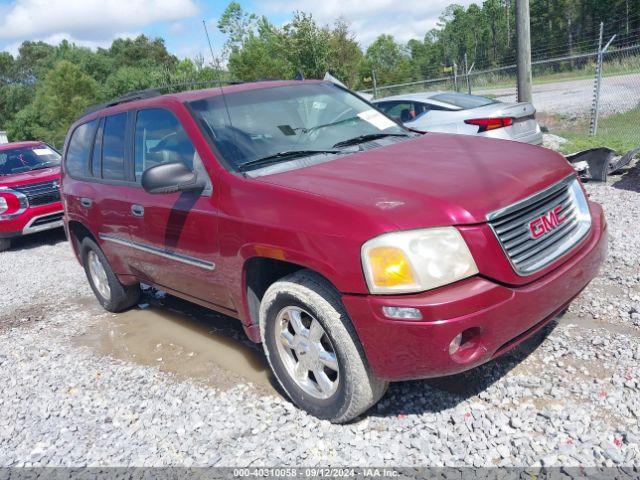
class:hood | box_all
[0,166,61,189]
[257,133,574,229]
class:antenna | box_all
[202,19,217,70]
[202,19,236,161]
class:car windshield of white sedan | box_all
[188,83,409,171]
[0,146,61,176]
[430,93,499,110]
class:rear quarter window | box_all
[65,120,98,177]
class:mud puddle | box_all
[75,294,278,395]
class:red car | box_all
[0,141,64,252]
[61,81,607,422]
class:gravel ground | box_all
[477,73,640,117]
[0,163,639,467]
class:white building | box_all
[0,131,8,144]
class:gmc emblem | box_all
[529,205,566,239]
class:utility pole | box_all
[372,69,378,99]
[515,0,532,103]
[453,61,458,92]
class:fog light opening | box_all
[382,306,422,320]
[449,333,463,355]
[449,327,482,359]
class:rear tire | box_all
[81,238,140,313]
[0,239,10,252]
[259,270,388,423]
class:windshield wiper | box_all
[30,162,59,171]
[238,150,340,172]
[332,133,409,149]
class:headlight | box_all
[0,189,28,220]
[361,227,478,294]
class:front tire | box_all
[0,239,10,252]
[260,270,388,423]
[81,238,140,313]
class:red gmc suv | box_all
[0,141,64,252]
[61,80,607,422]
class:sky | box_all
[0,0,480,59]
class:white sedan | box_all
[373,92,543,145]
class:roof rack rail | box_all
[81,88,162,118]
[79,78,289,119]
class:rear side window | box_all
[66,120,98,177]
[134,108,195,179]
[102,113,127,180]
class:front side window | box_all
[102,113,127,180]
[65,120,97,177]
[189,83,409,172]
[377,101,417,122]
[134,109,195,179]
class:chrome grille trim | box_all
[487,174,592,276]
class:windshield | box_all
[430,93,498,110]
[188,83,408,170]
[0,145,61,176]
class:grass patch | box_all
[555,107,640,154]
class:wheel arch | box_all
[241,255,342,341]
[67,220,99,266]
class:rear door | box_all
[91,112,142,274]
[126,107,230,309]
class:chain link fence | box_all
[361,75,457,98]
[361,37,640,156]
[592,43,640,151]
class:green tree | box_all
[226,16,293,81]
[327,19,363,87]
[107,35,178,69]
[217,1,257,52]
[13,41,57,81]
[104,66,160,99]
[9,60,100,146]
[283,12,332,79]
[363,34,413,86]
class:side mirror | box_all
[141,162,205,194]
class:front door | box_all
[125,108,231,310]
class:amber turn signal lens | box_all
[368,246,416,288]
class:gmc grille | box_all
[14,180,61,207]
[487,175,591,275]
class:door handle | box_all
[80,198,92,208]
[131,204,145,217]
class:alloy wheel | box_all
[274,306,340,399]
[87,250,111,301]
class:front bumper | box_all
[342,201,607,381]
[0,203,64,239]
